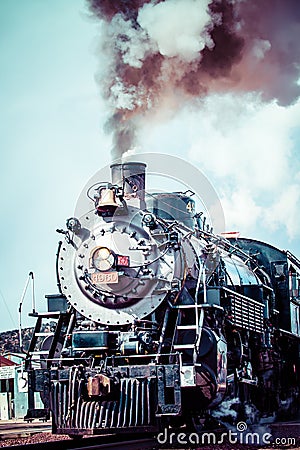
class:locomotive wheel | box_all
[187,414,221,433]
[191,415,205,433]
[68,434,83,440]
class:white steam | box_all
[110,78,145,110]
[211,397,239,420]
[111,15,154,69]
[138,0,215,62]
[106,0,217,71]
[106,0,218,112]
[251,39,271,61]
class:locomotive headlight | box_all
[92,247,115,271]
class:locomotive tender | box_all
[25,162,300,435]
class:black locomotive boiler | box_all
[24,162,300,436]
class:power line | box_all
[0,287,17,329]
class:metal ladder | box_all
[24,310,73,421]
[25,310,71,370]
[171,265,206,356]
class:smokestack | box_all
[110,162,146,209]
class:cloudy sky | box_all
[0,0,300,332]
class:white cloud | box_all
[137,92,300,240]
[220,189,263,235]
[187,93,300,238]
[263,183,300,238]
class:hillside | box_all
[0,322,56,355]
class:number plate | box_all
[91,272,119,284]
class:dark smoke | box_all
[105,112,137,157]
[201,1,245,78]
[88,0,151,21]
[87,0,300,158]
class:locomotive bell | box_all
[95,186,119,215]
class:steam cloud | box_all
[87,0,300,158]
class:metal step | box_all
[172,304,201,309]
[29,350,50,355]
[176,325,197,330]
[173,344,195,350]
[35,311,62,318]
[34,332,54,337]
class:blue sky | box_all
[0,0,112,331]
[0,1,300,332]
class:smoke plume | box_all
[87,0,300,158]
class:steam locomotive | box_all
[25,162,300,436]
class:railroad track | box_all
[0,420,51,440]
[1,420,299,449]
[2,433,158,450]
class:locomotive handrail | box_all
[196,228,273,286]
[278,328,300,339]
[18,271,36,357]
[169,302,223,309]
[286,250,300,270]
[198,228,261,263]
[56,241,63,292]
